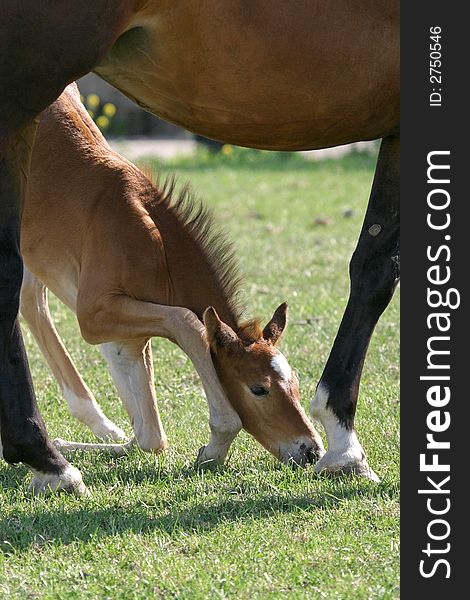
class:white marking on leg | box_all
[271,351,292,381]
[100,341,167,453]
[63,385,126,442]
[310,383,362,455]
[310,382,378,480]
[29,464,88,496]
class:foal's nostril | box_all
[295,442,318,466]
[306,447,317,464]
[280,438,324,465]
[300,441,322,464]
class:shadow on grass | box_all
[1,459,397,553]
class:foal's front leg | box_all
[164,308,244,466]
[310,135,400,481]
[77,297,242,465]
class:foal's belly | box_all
[96,1,399,150]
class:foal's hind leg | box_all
[100,339,168,453]
[54,340,166,455]
[310,135,399,481]
[19,269,126,442]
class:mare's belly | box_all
[95,2,399,150]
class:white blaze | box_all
[271,352,292,381]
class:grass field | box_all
[0,148,399,598]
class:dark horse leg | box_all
[0,128,86,494]
[310,134,399,480]
[0,1,132,493]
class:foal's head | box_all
[204,303,324,464]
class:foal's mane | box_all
[143,172,245,325]
[238,319,264,343]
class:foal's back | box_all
[22,84,170,311]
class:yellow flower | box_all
[86,93,100,109]
[96,115,110,130]
[103,103,117,118]
[222,144,233,155]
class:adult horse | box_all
[0,1,399,493]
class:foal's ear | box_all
[263,302,288,345]
[204,307,239,352]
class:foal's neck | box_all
[143,182,242,331]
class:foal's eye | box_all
[249,384,269,397]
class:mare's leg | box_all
[19,268,126,441]
[77,297,242,465]
[310,135,400,480]
[0,1,137,493]
[0,129,85,494]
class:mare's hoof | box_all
[29,464,90,496]
[314,451,380,482]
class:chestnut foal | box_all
[19,84,324,486]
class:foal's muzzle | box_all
[279,433,325,466]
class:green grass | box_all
[0,147,399,599]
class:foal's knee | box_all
[209,412,242,441]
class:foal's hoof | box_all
[29,464,90,496]
[53,437,69,449]
[194,445,226,469]
[314,451,380,482]
[53,437,135,457]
